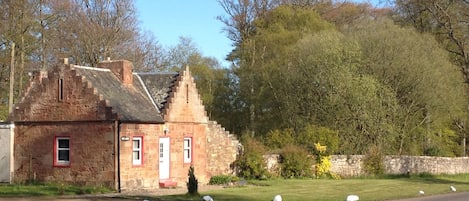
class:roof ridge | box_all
[135,74,160,113]
[135,71,178,75]
[72,64,111,72]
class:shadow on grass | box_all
[407,174,469,185]
[359,173,469,185]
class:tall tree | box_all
[287,30,399,154]
[348,18,467,156]
[217,0,282,136]
[233,5,333,136]
[394,0,468,82]
[118,30,165,72]
[0,0,37,119]
[393,0,469,155]
[53,0,139,66]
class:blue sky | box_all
[135,1,383,68]
[136,0,232,67]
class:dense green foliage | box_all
[279,145,313,178]
[264,128,295,150]
[209,175,239,185]
[217,1,468,157]
[232,136,269,179]
[363,145,385,175]
[297,125,339,154]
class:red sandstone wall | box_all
[11,65,117,187]
[161,67,239,186]
[12,65,113,122]
[118,122,211,190]
[163,68,209,124]
[97,60,133,85]
[119,123,162,191]
[14,123,116,187]
[161,68,211,185]
[166,122,209,185]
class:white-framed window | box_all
[183,137,192,163]
[133,137,143,166]
[55,136,70,167]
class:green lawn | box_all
[0,183,112,197]
[1,174,468,201]
[159,174,469,201]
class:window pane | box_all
[133,151,140,160]
[58,139,69,148]
[58,150,69,161]
[185,150,190,159]
[159,143,164,158]
[133,140,140,149]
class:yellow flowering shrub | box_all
[314,142,340,179]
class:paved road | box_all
[392,192,469,201]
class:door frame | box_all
[158,137,170,180]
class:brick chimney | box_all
[97,59,133,85]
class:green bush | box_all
[297,125,339,154]
[363,145,385,175]
[209,175,239,185]
[186,166,199,196]
[264,128,295,149]
[280,145,313,178]
[232,136,269,179]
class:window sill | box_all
[53,163,70,168]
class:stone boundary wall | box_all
[264,154,469,177]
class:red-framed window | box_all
[132,136,143,166]
[54,136,70,167]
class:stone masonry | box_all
[265,154,469,177]
[11,63,117,187]
[331,155,469,176]
[13,123,116,187]
[207,121,241,176]
[119,123,162,191]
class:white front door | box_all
[159,137,170,180]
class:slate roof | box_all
[72,65,178,123]
[135,72,178,111]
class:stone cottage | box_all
[7,59,240,191]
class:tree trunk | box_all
[19,8,25,98]
[9,42,15,114]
